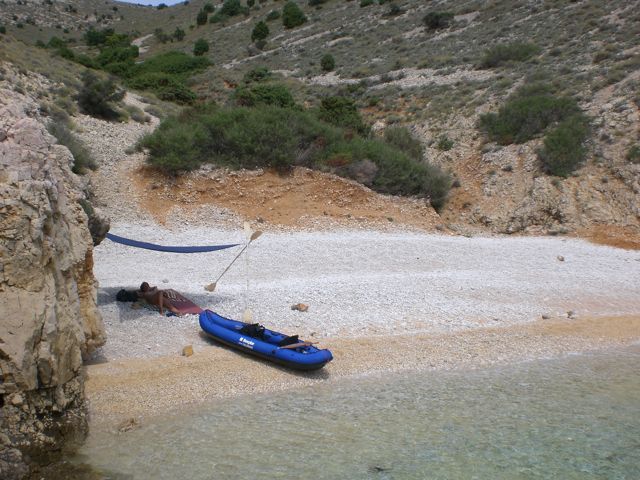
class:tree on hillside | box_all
[251,21,269,43]
[423,11,454,30]
[203,2,215,13]
[173,27,186,41]
[193,38,209,56]
[77,71,124,120]
[282,1,307,29]
[320,53,335,72]
[196,10,208,26]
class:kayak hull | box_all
[198,310,333,371]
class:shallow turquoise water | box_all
[79,347,640,479]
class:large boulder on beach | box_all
[0,82,106,477]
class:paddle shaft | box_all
[213,243,249,284]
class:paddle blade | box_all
[204,282,216,292]
[242,309,253,323]
[249,230,263,242]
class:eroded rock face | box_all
[0,87,106,478]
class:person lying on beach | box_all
[137,282,183,316]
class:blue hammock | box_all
[106,232,240,254]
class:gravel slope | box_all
[92,223,640,361]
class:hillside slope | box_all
[0,0,638,244]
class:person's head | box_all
[139,282,150,292]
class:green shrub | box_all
[423,11,454,30]
[139,105,451,208]
[386,3,403,16]
[436,135,454,151]
[360,0,374,7]
[252,21,269,42]
[219,0,249,16]
[196,10,208,25]
[266,10,280,21]
[84,28,115,46]
[77,71,125,120]
[173,27,186,41]
[96,45,139,66]
[124,104,150,123]
[282,1,307,29]
[480,42,541,68]
[127,72,196,104]
[47,122,97,174]
[383,127,423,160]
[210,13,227,23]
[203,2,215,13]
[76,54,97,68]
[0,25,6,35]
[479,84,581,144]
[136,51,209,77]
[235,83,296,107]
[626,145,640,164]
[193,39,209,56]
[538,114,590,177]
[318,96,367,135]
[243,66,271,83]
[320,53,335,72]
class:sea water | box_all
[78,347,640,479]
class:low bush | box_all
[243,66,271,83]
[320,53,335,72]
[127,72,197,104]
[479,84,581,144]
[96,45,139,67]
[480,42,540,68]
[235,83,296,107]
[423,11,454,30]
[626,144,640,164]
[76,71,125,120]
[193,38,209,56]
[282,1,307,29]
[538,114,590,177]
[266,10,280,21]
[318,96,368,135]
[436,134,454,151]
[134,51,209,77]
[252,21,269,42]
[360,0,374,7]
[383,127,423,160]
[139,105,451,208]
[84,28,115,46]
[220,0,249,16]
[196,10,208,25]
[47,122,96,174]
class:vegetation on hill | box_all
[480,83,590,176]
[138,105,451,209]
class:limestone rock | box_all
[0,81,106,477]
[291,303,309,312]
[182,345,194,357]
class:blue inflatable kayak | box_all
[199,310,333,371]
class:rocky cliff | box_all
[0,80,106,478]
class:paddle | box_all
[204,229,262,292]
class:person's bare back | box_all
[137,282,182,316]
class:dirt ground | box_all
[134,166,443,230]
[133,165,640,250]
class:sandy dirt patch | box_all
[133,166,442,230]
